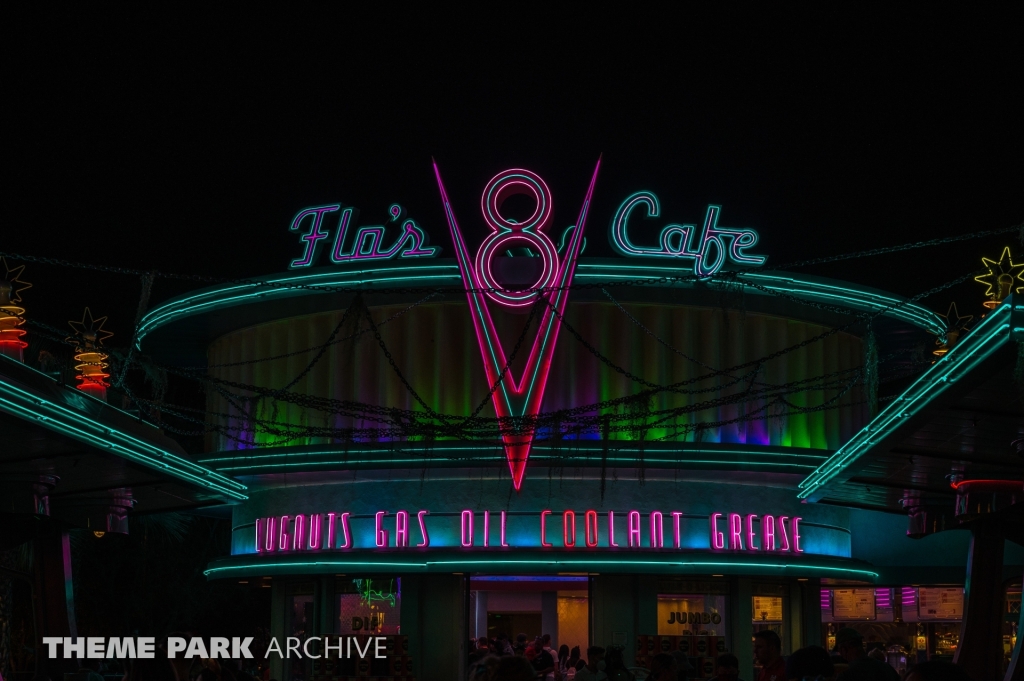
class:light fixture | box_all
[93,531,105,538]
[975,247,1024,309]
[0,257,31,362]
[67,308,114,400]
[932,303,971,356]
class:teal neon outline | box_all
[198,445,829,465]
[203,557,878,579]
[136,263,945,347]
[797,300,1014,499]
[608,193,766,277]
[0,377,247,500]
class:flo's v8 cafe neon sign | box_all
[610,193,766,278]
[252,509,803,554]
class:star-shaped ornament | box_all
[975,247,1024,308]
[933,302,972,356]
[0,257,32,306]
[67,308,114,350]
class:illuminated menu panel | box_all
[832,588,876,621]
[752,596,783,622]
[918,588,963,620]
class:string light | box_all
[0,257,31,361]
[975,246,1024,309]
[67,308,114,400]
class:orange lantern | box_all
[67,308,113,399]
[0,258,31,361]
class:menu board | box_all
[752,596,783,622]
[832,589,876,621]
[918,588,963,620]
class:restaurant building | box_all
[122,164,1024,679]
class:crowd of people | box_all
[466,629,974,681]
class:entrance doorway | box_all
[488,612,542,641]
[470,575,589,653]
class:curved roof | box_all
[137,259,943,366]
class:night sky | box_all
[5,6,1022,340]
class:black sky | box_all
[4,5,1022,340]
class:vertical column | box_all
[319,576,335,638]
[637,574,658,637]
[417,574,466,681]
[403,576,422,679]
[591,575,638,663]
[269,579,286,681]
[954,523,1004,680]
[800,578,823,649]
[33,531,77,679]
[731,577,753,681]
[788,581,803,654]
[542,591,559,646]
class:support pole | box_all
[954,522,1004,679]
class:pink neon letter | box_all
[433,160,602,490]
[326,513,337,549]
[628,511,641,548]
[375,511,389,548]
[649,512,663,548]
[292,514,306,551]
[709,513,725,550]
[417,510,430,548]
[746,514,758,551]
[483,511,491,548]
[461,510,474,547]
[279,516,290,552]
[609,511,619,547]
[793,517,803,553]
[777,516,791,551]
[308,514,322,550]
[339,512,352,549]
[585,510,599,548]
[564,511,576,548]
[500,511,509,547]
[672,512,682,549]
[728,513,744,550]
[762,514,776,551]
[255,518,263,553]
[540,510,553,548]
[265,517,277,552]
[396,511,409,548]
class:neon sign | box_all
[434,162,602,489]
[289,203,438,269]
[609,192,766,278]
[252,509,802,554]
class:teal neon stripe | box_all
[204,558,877,579]
[198,446,828,464]
[0,381,247,499]
[798,303,1012,498]
[208,459,819,472]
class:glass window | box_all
[335,576,402,635]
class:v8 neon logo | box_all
[433,161,602,490]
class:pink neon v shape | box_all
[433,158,602,490]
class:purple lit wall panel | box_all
[206,301,867,451]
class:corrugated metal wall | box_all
[206,301,866,451]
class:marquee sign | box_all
[252,509,804,554]
[434,162,601,490]
[288,203,438,269]
[283,162,768,490]
[610,193,766,277]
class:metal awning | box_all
[797,295,1024,512]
